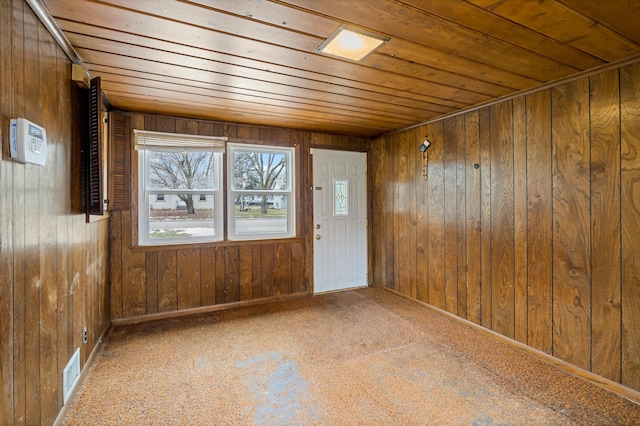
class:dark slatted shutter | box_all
[86,76,103,215]
[70,83,88,214]
[108,112,131,211]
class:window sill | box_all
[130,235,304,252]
[87,211,110,223]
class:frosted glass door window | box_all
[334,180,348,215]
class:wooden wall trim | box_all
[25,0,83,64]
[374,285,640,405]
[112,292,309,326]
[127,236,306,253]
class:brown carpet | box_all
[62,288,640,425]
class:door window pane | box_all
[334,180,348,215]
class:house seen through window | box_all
[227,143,295,240]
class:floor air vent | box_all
[63,348,81,404]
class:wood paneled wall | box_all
[371,61,640,393]
[110,112,369,321]
[0,1,111,424]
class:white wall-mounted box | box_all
[10,117,47,166]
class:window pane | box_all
[233,195,289,236]
[232,150,288,191]
[147,150,217,190]
[148,194,217,240]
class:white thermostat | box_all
[10,117,48,166]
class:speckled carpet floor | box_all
[62,287,640,425]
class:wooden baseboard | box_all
[52,323,112,426]
[373,284,640,405]
[112,292,310,326]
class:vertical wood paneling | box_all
[85,226,95,349]
[426,121,445,309]
[10,3,27,420]
[252,245,262,299]
[72,215,85,361]
[371,137,387,288]
[589,69,621,382]
[225,246,240,303]
[408,128,418,299]
[371,64,640,393]
[526,90,553,354]
[260,244,274,298]
[125,114,140,248]
[145,252,158,314]
[490,101,515,339]
[293,130,311,289]
[200,248,216,306]
[274,243,292,296]
[178,248,200,309]
[455,116,467,318]
[239,245,253,301]
[443,117,459,314]
[176,117,199,135]
[415,125,429,303]
[620,62,640,391]
[215,247,226,303]
[394,132,411,296]
[38,23,58,423]
[24,7,42,423]
[55,47,71,412]
[384,136,395,289]
[292,130,305,222]
[122,210,146,317]
[551,79,592,370]
[513,96,528,344]
[465,111,481,324]
[100,223,111,332]
[158,250,177,312]
[0,0,12,421]
[291,241,305,294]
[479,108,492,327]
[110,212,123,319]
[1,2,111,423]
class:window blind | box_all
[134,129,227,151]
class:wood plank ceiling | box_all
[41,0,640,137]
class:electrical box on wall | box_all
[10,117,48,166]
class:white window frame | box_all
[135,130,226,246]
[227,143,296,240]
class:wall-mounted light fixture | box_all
[317,25,389,62]
[420,135,431,181]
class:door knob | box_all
[315,235,322,240]
[316,224,321,229]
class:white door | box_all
[312,149,368,293]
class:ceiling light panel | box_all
[317,26,390,62]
